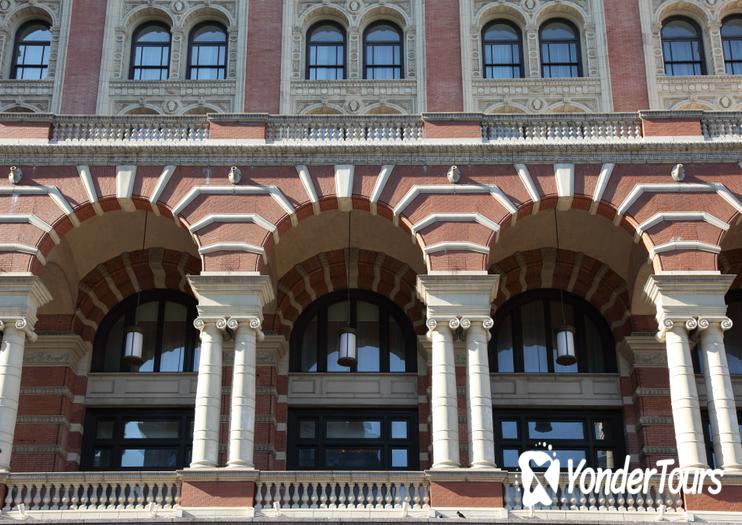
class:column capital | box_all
[188,273,274,320]
[417,274,499,320]
[227,316,264,341]
[697,317,733,332]
[0,317,38,341]
[0,274,51,337]
[425,316,494,339]
[193,317,228,332]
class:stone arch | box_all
[6,4,56,27]
[364,103,405,115]
[302,103,345,115]
[358,4,410,30]
[122,105,162,115]
[656,0,712,27]
[181,5,233,31]
[123,6,175,33]
[475,2,528,29]
[533,1,588,28]
[545,101,590,113]
[0,104,36,113]
[182,103,221,115]
[299,5,351,32]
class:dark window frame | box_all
[306,21,347,80]
[91,289,199,373]
[287,408,419,470]
[481,19,524,79]
[362,21,404,80]
[186,21,228,80]
[661,16,707,76]
[129,21,172,80]
[494,409,625,471]
[722,15,742,75]
[539,18,582,78]
[11,20,52,80]
[289,289,417,373]
[488,289,617,374]
[81,409,193,471]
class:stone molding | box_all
[416,274,499,321]
[188,273,274,321]
[0,274,52,337]
[23,334,89,370]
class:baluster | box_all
[328,482,337,509]
[3,484,15,511]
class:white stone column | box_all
[0,322,33,472]
[190,318,225,469]
[699,317,742,470]
[227,317,262,469]
[662,318,708,468]
[465,318,496,468]
[428,318,460,468]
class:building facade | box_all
[0,0,741,521]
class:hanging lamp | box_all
[553,208,577,367]
[337,211,357,367]
[123,211,148,364]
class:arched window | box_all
[722,16,742,75]
[363,22,403,79]
[187,22,228,80]
[482,20,523,79]
[489,290,616,374]
[11,21,51,80]
[661,16,706,76]
[92,290,199,373]
[539,19,581,78]
[306,22,346,80]
[290,290,416,373]
[130,22,171,80]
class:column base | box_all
[188,461,218,469]
[431,461,460,469]
[226,462,255,469]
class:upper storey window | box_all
[661,17,705,76]
[130,22,171,80]
[489,290,616,374]
[722,16,742,75]
[307,22,346,80]
[540,20,581,78]
[482,20,523,79]
[290,290,416,373]
[92,290,199,373]
[11,21,51,80]
[696,293,742,375]
[188,22,228,80]
[363,22,403,79]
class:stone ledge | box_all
[424,468,507,482]
[179,468,258,482]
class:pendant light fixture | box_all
[553,208,577,367]
[123,211,148,365]
[337,210,357,368]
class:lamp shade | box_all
[337,327,357,367]
[123,326,144,363]
[555,326,577,366]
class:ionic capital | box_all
[655,316,698,342]
[193,317,229,332]
[0,317,37,342]
[697,316,733,332]
[227,316,264,341]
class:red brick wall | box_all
[424,0,463,112]
[60,0,107,114]
[603,0,649,111]
[244,0,283,112]
[430,481,503,508]
[181,480,255,507]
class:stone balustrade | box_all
[481,113,643,143]
[50,116,210,143]
[265,115,424,144]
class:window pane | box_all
[327,301,351,371]
[391,421,408,439]
[389,316,407,372]
[551,449,587,466]
[594,420,608,440]
[502,448,520,468]
[528,420,584,440]
[103,315,125,372]
[484,23,519,41]
[542,22,577,40]
[93,448,112,468]
[325,448,382,469]
[725,301,742,374]
[495,314,514,372]
[326,420,381,439]
[391,448,409,468]
[356,301,380,372]
[366,25,400,43]
[501,420,518,439]
[550,301,577,373]
[121,448,177,468]
[663,19,699,39]
[521,301,548,372]
[300,315,318,372]
[96,420,115,439]
[299,420,316,439]
[311,25,344,43]
[192,25,226,43]
[123,420,180,439]
[597,449,615,468]
[722,18,742,38]
[132,301,159,372]
[298,448,316,467]
[160,302,188,372]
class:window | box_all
[11,21,51,80]
[287,409,418,470]
[489,290,616,374]
[539,19,581,78]
[92,290,200,373]
[482,20,523,79]
[188,22,227,80]
[82,409,193,470]
[661,17,705,76]
[363,22,403,79]
[495,410,624,470]
[130,22,171,80]
[290,290,416,373]
[702,410,742,469]
[306,22,346,80]
[722,16,742,75]
[695,291,742,375]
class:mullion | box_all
[512,309,525,373]
[153,300,165,372]
[318,307,328,372]
[350,298,358,373]
[575,310,587,372]
[381,312,390,373]
[543,300,554,373]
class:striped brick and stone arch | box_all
[490,248,632,342]
[72,248,201,343]
[266,247,425,338]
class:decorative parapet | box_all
[481,113,642,143]
[266,114,423,143]
[50,115,210,143]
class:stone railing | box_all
[2,472,180,512]
[253,471,429,515]
[481,113,643,143]
[50,115,210,143]
[701,112,742,140]
[503,472,684,515]
[265,115,423,144]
